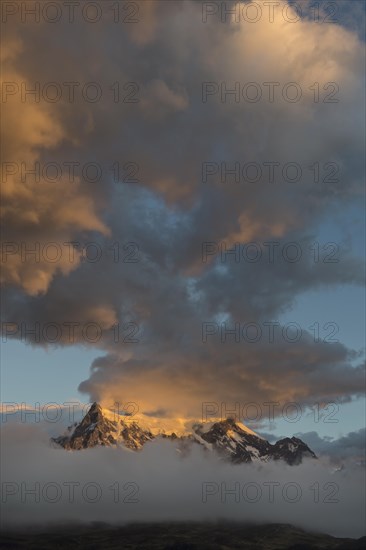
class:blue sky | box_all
[0,341,101,405]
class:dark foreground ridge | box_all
[52,402,317,466]
[1,522,365,550]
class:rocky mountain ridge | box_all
[52,402,316,465]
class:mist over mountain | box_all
[1,417,365,538]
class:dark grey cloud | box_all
[1,1,365,418]
[295,428,366,462]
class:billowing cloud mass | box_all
[1,1,365,420]
[1,422,365,537]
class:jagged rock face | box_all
[193,418,272,463]
[192,418,316,465]
[52,402,153,451]
[53,403,118,450]
[52,403,316,465]
[119,422,154,450]
[271,436,317,465]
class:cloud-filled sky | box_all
[1,0,365,435]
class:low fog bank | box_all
[1,423,365,538]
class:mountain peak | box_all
[52,402,153,451]
[87,402,103,418]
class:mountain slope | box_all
[2,523,365,550]
[192,418,316,465]
[53,402,154,451]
